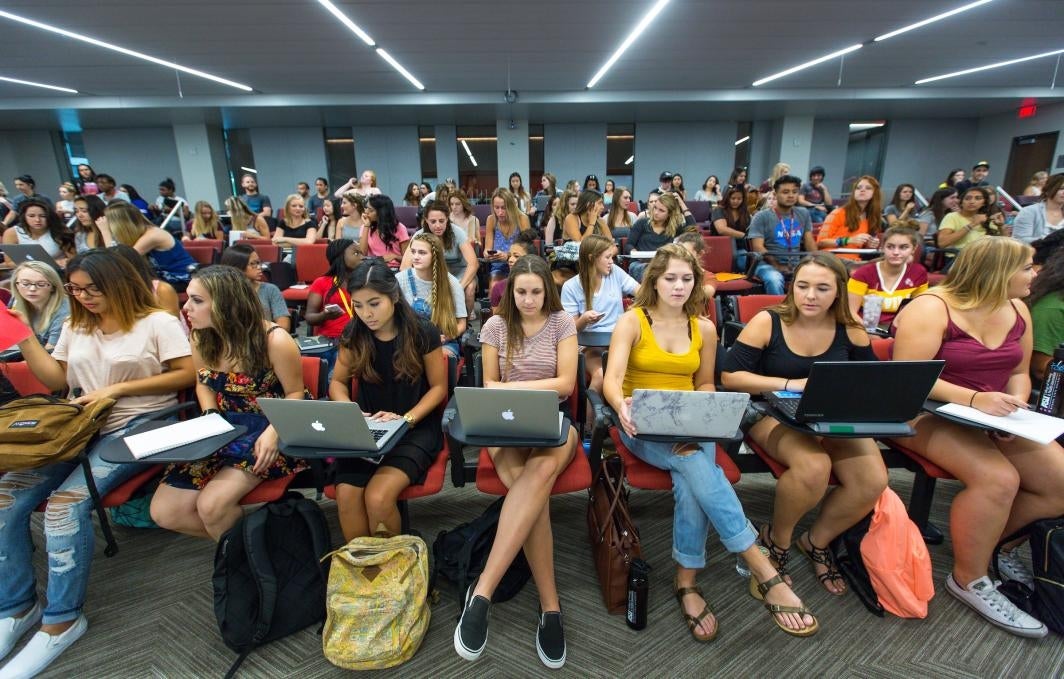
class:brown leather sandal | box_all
[797,531,847,596]
[750,573,819,637]
[674,580,718,643]
[758,524,791,580]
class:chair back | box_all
[700,235,737,274]
[395,206,419,228]
[183,243,220,266]
[871,337,894,361]
[736,294,785,323]
[686,201,711,223]
[473,204,493,225]
[248,243,282,263]
[301,356,328,398]
[294,243,330,283]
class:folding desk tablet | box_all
[99,420,248,464]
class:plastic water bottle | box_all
[1036,344,1064,416]
[626,559,651,630]
[862,295,883,332]
[735,554,751,578]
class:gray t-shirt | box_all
[412,225,469,280]
[257,283,290,322]
[398,268,467,320]
[748,207,812,253]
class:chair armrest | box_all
[720,321,746,348]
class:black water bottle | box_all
[626,559,650,630]
[1037,343,1064,416]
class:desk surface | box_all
[99,420,248,464]
[753,402,914,438]
[447,410,572,448]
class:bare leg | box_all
[194,467,263,540]
[150,483,209,539]
[364,467,412,536]
[335,483,369,542]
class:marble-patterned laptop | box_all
[630,390,750,438]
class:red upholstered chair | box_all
[182,239,223,266]
[247,243,282,264]
[871,337,893,361]
[2,361,54,396]
[395,206,419,228]
[608,428,740,489]
[239,356,328,505]
[280,243,331,304]
[701,236,756,295]
[736,294,785,323]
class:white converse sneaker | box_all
[996,549,1036,589]
[0,614,87,679]
[946,575,1047,639]
[0,603,42,662]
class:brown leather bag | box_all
[586,454,642,614]
[0,395,115,470]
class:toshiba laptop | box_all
[631,390,749,439]
[258,398,405,455]
[454,387,564,439]
[762,361,944,435]
[0,244,62,272]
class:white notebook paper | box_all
[936,403,1064,445]
[124,414,235,459]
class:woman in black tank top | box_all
[722,254,886,597]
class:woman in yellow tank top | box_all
[603,245,818,641]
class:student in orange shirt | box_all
[817,176,883,262]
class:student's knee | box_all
[149,495,179,530]
[525,454,562,484]
[786,454,832,494]
[195,490,236,527]
[43,489,91,540]
[968,462,1020,506]
[363,483,398,519]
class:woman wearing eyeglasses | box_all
[8,261,69,351]
[0,250,194,678]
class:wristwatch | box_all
[403,412,416,425]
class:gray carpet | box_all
[17,466,1063,679]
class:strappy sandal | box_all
[797,531,847,596]
[674,580,718,643]
[749,573,819,638]
[758,524,791,580]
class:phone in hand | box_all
[324,303,343,314]
[486,250,498,256]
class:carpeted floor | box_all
[17,464,1064,679]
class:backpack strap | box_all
[241,506,279,646]
[291,497,332,583]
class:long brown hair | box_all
[497,255,563,380]
[606,186,633,230]
[842,175,882,234]
[654,193,687,239]
[409,232,458,338]
[339,260,426,383]
[65,249,162,333]
[491,187,526,238]
[190,266,271,376]
[769,254,862,328]
[577,234,614,312]
[190,201,222,239]
[633,244,707,319]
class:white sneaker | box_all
[0,615,87,679]
[997,549,1036,588]
[946,575,1047,639]
[0,603,42,662]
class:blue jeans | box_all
[629,261,648,282]
[755,262,786,295]
[0,419,147,625]
[619,431,756,569]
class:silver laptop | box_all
[258,399,404,451]
[1,244,61,271]
[631,390,750,438]
[454,387,564,439]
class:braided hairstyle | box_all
[409,231,458,338]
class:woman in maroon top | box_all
[892,237,1064,638]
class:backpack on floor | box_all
[995,516,1064,634]
[860,488,934,619]
[432,496,532,613]
[213,492,331,678]
[830,512,884,617]
[322,530,431,670]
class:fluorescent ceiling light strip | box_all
[0,9,253,92]
[316,0,374,45]
[460,140,473,156]
[874,0,993,42]
[468,155,478,167]
[624,155,634,166]
[0,75,77,94]
[240,166,257,174]
[916,48,1064,84]
[376,48,425,90]
[849,122,885,131]
[587,0,671,88]
[752,44,863,87]
[734,136,750,146]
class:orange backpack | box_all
[860,488,935,618]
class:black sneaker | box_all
[536,609,566,669]
[454,584,490,661]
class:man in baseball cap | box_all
[658,171,674,193]
[956,161,990,193]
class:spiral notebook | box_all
[124,414,235,459]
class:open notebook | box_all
[124,414,235,459]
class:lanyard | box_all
[334,278,353,318]
[773,209,801,250]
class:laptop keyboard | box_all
[774,398,801,420]
[369,428,387,443]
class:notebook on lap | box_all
[453,387,564,440]
[630,390,749,439]
[258,398,406,457]
[762,360,944,435]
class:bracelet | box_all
[968,391,978,408]
[784,379,790,391]
[202,408,220,416]
[842,237,850,246]
[835,237,844,246]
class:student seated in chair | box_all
[0,250,193,678]
[399,232,467,358]
[891,237,1064,638]
[454,255,579,670]
[722,254,887,598]
[329,261,447,540]
[97,200,197,291]
[747,175,815,295]
[604,245,818,642]
[150,266,307,541]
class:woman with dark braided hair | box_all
[305,238,364,371]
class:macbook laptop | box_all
[0,244,62,272]
[258,398,405,455]
[763,360,944,435]
[631,390,749,439]
[454,387,564,439]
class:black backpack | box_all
[995,516,1064,634]
[213,492,332,677]
[829,512,885,617]
[433,497,532,613]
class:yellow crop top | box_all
[621,308,702,397]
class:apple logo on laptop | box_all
[501,409,515,421]
[311,420,325,432]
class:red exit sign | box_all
[1019,103,1037,119]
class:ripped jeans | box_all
[0,419,146,625]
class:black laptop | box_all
[763,360,944,435]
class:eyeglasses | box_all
[63,283,104,298]
[15,280,53,290]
